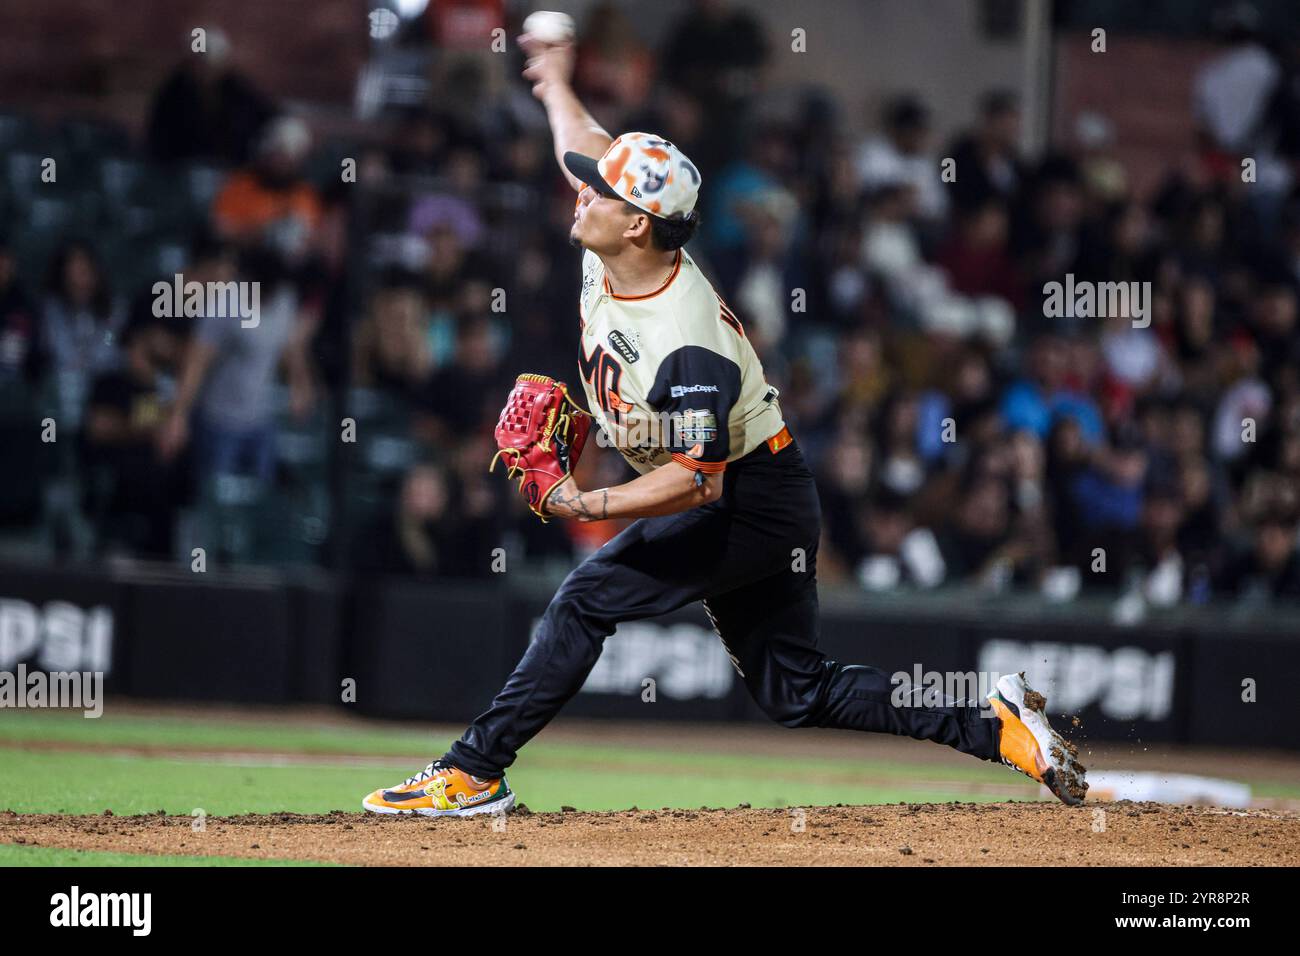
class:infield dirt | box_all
[3,802,1296,866]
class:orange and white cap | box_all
[564,132,701,220]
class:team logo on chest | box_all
[579,338,627,417]
[607,329,641,364]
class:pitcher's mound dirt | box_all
[3,802,1296,866]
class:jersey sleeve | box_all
[647,345,741,473]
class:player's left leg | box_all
[362,495,783,816]
[703,546,1088,805]
[703,553,999,762]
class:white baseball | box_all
[522,10,574,45]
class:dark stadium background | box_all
[0,0,1298,752]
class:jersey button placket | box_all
[584,295,606,337]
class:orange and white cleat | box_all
[362,760,516,817]
[986,672,1088,806]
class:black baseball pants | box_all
[445,440,1000,778]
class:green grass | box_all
[0,708,441,755]
[3,708,1296,866]
[0,707,1041,816]
[0,745,1026,817]
[3,708,1295,818]
[0,844,336,867]
[0,708,1028,782]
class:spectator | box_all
[934,468,1014,586]
[351,274,434,398]
[815,431,874,575]
[1130,471,1189,606]
[416,315,507,442]
[1215,505,1300,601]
[1015,157,1088,291]
[935,199,1023,310]
[0,238,40,385]
[358,462,457,576]
[1045,414,1091,565]
[659,0,769,170]
[146,27,274,165]
[212,115,324,280]
[873,389,927,497]
[1001,334,1105,443]
[704,123,792,255]
[39,240,124,426]
[856,488,946,591]
[1065,430,1152,588]
[416,210,494,314]
[1170,276,1222,406]
[855,95,947,224]
[82,315,185,556]
[572,1,654,118]
[945,90,1025,213]
[360,449,507,579]
[1071,111,1128,205]
[712,185,800,356]
[157,239,318,481]
[1246,276,1300,388]
[1193,3,1279,161]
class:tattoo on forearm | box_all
[551,485,608,521]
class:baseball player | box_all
[362,34,1087,817]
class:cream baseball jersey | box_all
[576,247,785,476]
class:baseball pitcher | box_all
[362,31,1087,817]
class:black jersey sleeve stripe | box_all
[647,345,740,464]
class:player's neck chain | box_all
[607,252,678,298]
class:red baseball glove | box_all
[490,373,592,520]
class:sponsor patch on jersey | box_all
[608,329,640,364]
[673,408,718,444]
[670,384,719,398]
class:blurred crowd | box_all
[3,1,1300,607]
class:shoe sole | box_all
[362,790,516,818]
[991,672,1088,806]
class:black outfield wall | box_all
[1,563,1294,750]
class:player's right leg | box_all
[985,671,1088,805]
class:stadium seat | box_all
[0,384,53,528]
[0,111,36,151]
[55,117,131,160]
[6,151,51,201]
[190,474,268,565]
[250,486,330,565]
[96,156,147,204]
[185,163,226,211]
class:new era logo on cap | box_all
[564,133,701,220]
